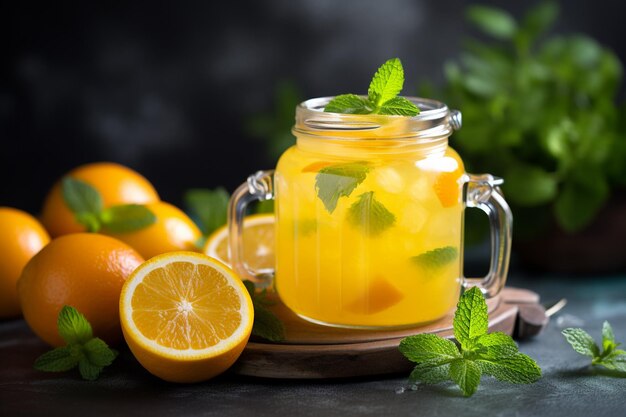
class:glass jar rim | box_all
[293,96,461,140]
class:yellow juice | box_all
[274,133,465,328]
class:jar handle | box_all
[463,174,512,298]
[228,170,275,284]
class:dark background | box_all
[2,0,626,213]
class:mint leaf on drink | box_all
[243,281,285,342]
[378,96,422,116]
[315,162,370,213]
[562,321,626,374]
[100,204,157,233]
[411,246,459,270]
[399,287,541,397]
[324,58,419,116]
[34,306,118,381]
[323,94,372,114]
[346,191,396,236]
[62,176,156,234]
[368,58,405,108]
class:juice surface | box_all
[275,136,465,328]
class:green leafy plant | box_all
[325,58,419,116]
[562,321,626,373]
[34,306,118,380]
[439,2,625,236]
[399,287,541,396]
[63,177,156,233]
[246,80,303,162]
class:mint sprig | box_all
[324,58,419,116]
[399,287,542,396]
[562,321,626,374]
[243,281,285,342]
[62,177,156,234]
[34,306,118,381]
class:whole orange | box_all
[41,162,160,237]
[106,201,202,260]
[17,233,144,346]
[0,207,50,318]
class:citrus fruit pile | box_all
[1,161,269,383]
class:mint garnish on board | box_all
[562,321,626,373]
[315,162,370,213]
[62,177,156,233]
[399,287,542,396]
[324,58,419,116]
[34,306,118,381]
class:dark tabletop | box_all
[2,273,626,417]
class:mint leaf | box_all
[34,347,79,372]
[251,306,285,342]
[58,306,93,345]
[467,5,517,40]
[450,359,482,396]
[563,322,626,375]
[315,162,369,213]
[62,177,104,232]
[78,357,103,381]
[412,246,459,270]
[368,58,405,108]
[399,334,461,364]
[378,97,419,116]
[324,94,372,114]
[602,321,616,352]
[83,338,118,367]
[399,287,541,396]
[243,281,285,342]
[476,332,519,358]
[184,187,230,236]
[504,165,558,206]
[562,328,600,358]
[347,191,396,236]
[409,363,451,384]
[100,204,156,233]
[453,287,488,348]
[34,305,118,381]
[477,353,542,384]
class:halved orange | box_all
[119,251,253,383]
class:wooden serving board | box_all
[231,287,547,379]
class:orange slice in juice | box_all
[345,276,404,315]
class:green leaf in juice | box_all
[346,191,396,236]
[315,162,370,213]
[411,246,459,271]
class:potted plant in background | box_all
[434,2,626,273]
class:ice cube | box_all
[399,202,429,234]
[374,167,405,194]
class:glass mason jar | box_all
[229,97,512,329]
